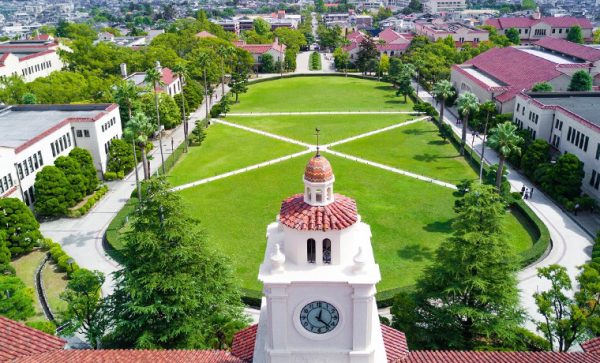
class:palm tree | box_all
[197,52,211,123]
[217,45,234,96]
[456,92,479,155]
[144,66,166,174]
[431,80,455,125]
[113,80,140,123]
[124,112,156,181]
[487,122,523,191]
[172,62,189,152]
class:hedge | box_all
[40,238,79,277]
[67,185,109,218]
[513,199,552,267]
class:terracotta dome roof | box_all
[304,154,333,183]
[279,194,358,231]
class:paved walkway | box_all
[326,116,427,147]
[415,86,595,330]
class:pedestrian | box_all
[524,189,529,200]
[574,203,580,216]
[530,187,534,198]
[521,185,526,196]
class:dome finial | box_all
[314,127,321,156]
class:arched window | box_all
[316,189,323,202]
[307,239,316,263]
[323,239,331,264]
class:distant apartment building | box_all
[0,35,63,82]
[513,92,600,200]
[122,62,182,97]
[450,37,600,113]
[485,11,593,44]
[324,10,373,29]
[424,0,467,14]
[0,104,122,206]
[415,19,489,46]
[213,12,299,35]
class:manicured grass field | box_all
[224,114,417,145]
[176,153,533,293]
[168,123,304,186]
[230,76,413,112]
[332,120,478,184]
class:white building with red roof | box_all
[450,38,600,113]
[485,10,593,44]
[122,61,182,97]
[0,36,64,82]
[415,19,489,47]
[233,39,286,65]
[343,29,413,64]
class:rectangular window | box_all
[33,154,39,169]
[67,133,71,147]
[59,138,64,151]
[17,164,23,179]
[84,130,90,137]
[559,121,563,130]
[23,161,29,176]
[51,143,56,157]
[76,130,83,137]
[2,176,7,191]
[517,104,520,112]
[575,131,580,146]
[584,136,589,152]
[592,170,597,187]
[38,151,43,166]
[596,143,600,160]
[62,135,67,149]
[28,157,33,171]
[7,174,12,187]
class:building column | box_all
[350,284,376,363]
[266,284,290,363]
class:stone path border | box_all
[226,111,424,116]
[35,253,55,322]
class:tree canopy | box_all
[568,70,592,91]
[0,198,42,256]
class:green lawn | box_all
[224,114,417,145]
[176,153,533,293]
[231,76,413,112]
[42,262,68,319]
[168,123,304,186]
[332,120,478,184]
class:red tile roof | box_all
[279,193,358,231]
[536,37,600,62]
[11,350,244,363]
[231,325,257,362]
[304,155,333,183]
[377,43,410,52]
[379,28,404,43]
[0,316,65,361]
[160,67,178,86]
[196,31,217,38]
[582,337,600,353]
[382,325,409,362]
[485,16,593,30]
[347,30,365,42]
[399,351,600,362]
[234,41,286,55]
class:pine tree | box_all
[54,155,87,203]
[34,166,73,216]
[107,177,247,349]
[568,70,592,91]
[69,148,98,194]
[0,198,42,256]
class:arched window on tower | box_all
[307,239,316,263]
[323,239,331,264]
[316,189,323,202]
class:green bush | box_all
[67,185,108,218]
[26,321,57,335]
[45,239,79,277]
[104,172,118,181]
[117,171,124,179]
[34,166,73,216]
[49,246,65,261]
[0,198,42,256]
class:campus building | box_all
[414,19,489,47]
[485,10,593,44]
[343,29,413,61]
[0,104,122,206]
[450,37,600,113]
[4,154,600,361]
[0,35,64,82]
[514,91,600,200]
[234,38,286,66]
[122,61,183,97]
[423,0,467,14]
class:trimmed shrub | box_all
[104,172,118,181]
[34,166,73,216]
[69,148,98,194]
[67,185,108,218]
[0,198,42,256]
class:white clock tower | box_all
[252,151,387,363]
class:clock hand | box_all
[315,310,331,328]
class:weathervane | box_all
[314,128,321,156]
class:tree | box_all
[60,269,109,348]
[0,276,35,321]
[230,70,249,103]
[392,184,522,349]
[521,0,537,10]
[107,177,247,349]
[505,28,520,45]
[0,198,42,256]
[521,139,550,177]
[487,122,523,191]
[107,139,135,175]
[141,93,181,130]
[356,35,378,74]
[54,156,86,204]
[532,82,553,92]
[315,0,326,13]
[534,264,600,351]
[388,57,402,81]
[542,153,584,200]
[379,54,390,78]
[439,123,453,141]
[333,48,350,75]
[568,70,592,91]
[396,74,414,103]
[456,92,479,155]
[113,80,140,124]
[402,0,422,14]
[260,53,275,73]
[216,45,234,96]
[567,25,584,44]
[144,67,166,174]
[124,112,156,180]
[431,80,455,124]
[0,231,13,275]
[21,93,37,104]
[253,18,271,36]
[34,166,73,216]
[69,148,98,195]
[284,48,297,71]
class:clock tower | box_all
[252,152,387,363]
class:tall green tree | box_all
[107,139,135,175]
[0,276,35,321]
[392,184,522,349]
[107,177,248,349]
[69,148,98,195]
[61,269,109,348]
[54,156,87,203]
[0,198,43,256]
[505,28,520,45]
[230,70,248,103]
[487,122,523,191]
[567,25,584,44]
[357,35,378,74]
[521,139,550,177]
[534,264,600,351]
[113,80,141,124]
[568,70,592,91]
[124,112,156,180]
[431,80,455,124]
[541,153,584,200]
[144,67,166,174]
[456,92,479,155]
[141,93,181,130]
[34,166,73,216]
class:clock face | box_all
[299,301,339,334]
